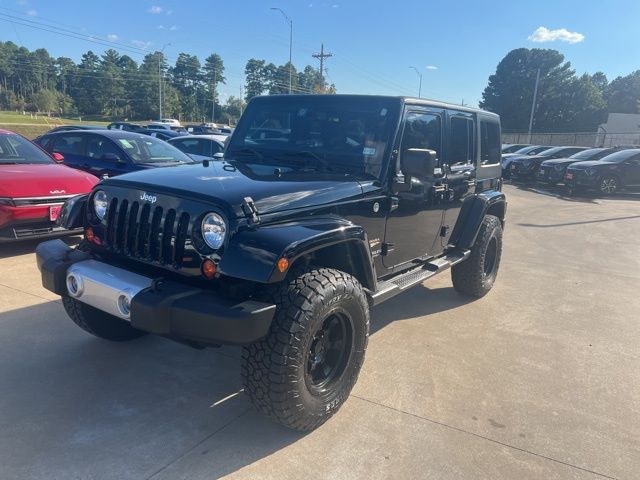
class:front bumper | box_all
[536,167,564,184]
[0,205,79,242]
[36,239,276,345]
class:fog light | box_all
[202,259,217,279]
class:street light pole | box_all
[159,43,171,120]
[271,7,293,94]
[527,68,541,144]
[409,66,422,98]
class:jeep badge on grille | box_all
[140,192,157,203]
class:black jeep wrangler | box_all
[35,95,506,431]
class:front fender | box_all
[449,191,506,249]
[217,216,375,289]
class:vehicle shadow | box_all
[0,281,472,479]
[0,235,81,260]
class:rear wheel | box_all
[62,296,147,341]
[451,215,502,298]
[242,268,369,431]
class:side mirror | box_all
[101,153,125,164]
[213,152,224,160]
[401,148,437,178]
[51,152,64,163]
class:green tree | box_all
[32,89,57,115]
[604,70,640,114]
[72,51,102,115]
[244,58,268,100]
[98,49,125,117]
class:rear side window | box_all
[480,120,500,165]
[449,116,474,166]
[52,135,83,155]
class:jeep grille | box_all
[103,197,191,267]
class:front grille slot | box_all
[103,197,190,269]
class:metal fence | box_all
[502,132,640,148]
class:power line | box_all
[312,43,333,88]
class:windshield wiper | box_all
[276,150,332,171]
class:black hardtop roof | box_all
[251,94,499,118]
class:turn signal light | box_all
[202,259,217,279]
[277,257,289,273]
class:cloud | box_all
[25,8,36,16]
[131,40,152,50]
[426,65,438,70]
[107,34,119,41]
[157,24,165,29]
[148,5,163,14]
[528,26,584,44]
[169,25,178,31]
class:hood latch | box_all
[242,196,260,225]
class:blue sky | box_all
[1,0,639,106]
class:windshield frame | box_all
[227,96,402,181]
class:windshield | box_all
[569,148,606,160]
[114,135,193,164]
[600,149,640,163]
[0,134,53,165]
[227,96,400,179]
[513,145,546,155]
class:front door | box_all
[383,108,446,269]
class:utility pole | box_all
[239,85,244,116]
[527,68,541,143]
[271,7,293,94]
[312,43,333,92]
[409,66,422,98]
[211,58,216,123]
[159,43,171,120]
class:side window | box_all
[449,116,474,166]
[480,120,500,165]
[401,111,441,159]
[52,135,83,156]
[173,139,202,155]
[203,140,222,156]
[85,135,121,159]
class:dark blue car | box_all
[35,130,193,178]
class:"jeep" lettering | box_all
[139,192,157,203]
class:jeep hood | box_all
[103,161,365,218]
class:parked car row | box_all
[502,143,640,194]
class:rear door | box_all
[441,111,477,247]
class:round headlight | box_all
[93,190,108,220]
[201,213,226,249]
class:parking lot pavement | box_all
[0,184,638,480]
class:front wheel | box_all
[451,215,503,298]
[242,268,369,431]
[598,175,618,195]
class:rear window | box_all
[480,120,500,165]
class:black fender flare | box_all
[217,216,376,289]
[59,194,88,230]
[448,191,507,250]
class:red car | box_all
[0,129,98,242]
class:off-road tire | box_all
[451,214,502,298]
[242,268,369,431]
[62,296,147,341]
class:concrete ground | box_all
[0,184,638,480]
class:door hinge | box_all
[381,242,395,256]
[242,196,260,225]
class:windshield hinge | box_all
[242,196,260,225]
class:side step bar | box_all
[370,249,470,306]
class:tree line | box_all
[0,41,333,123]
[481,48,640,133]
